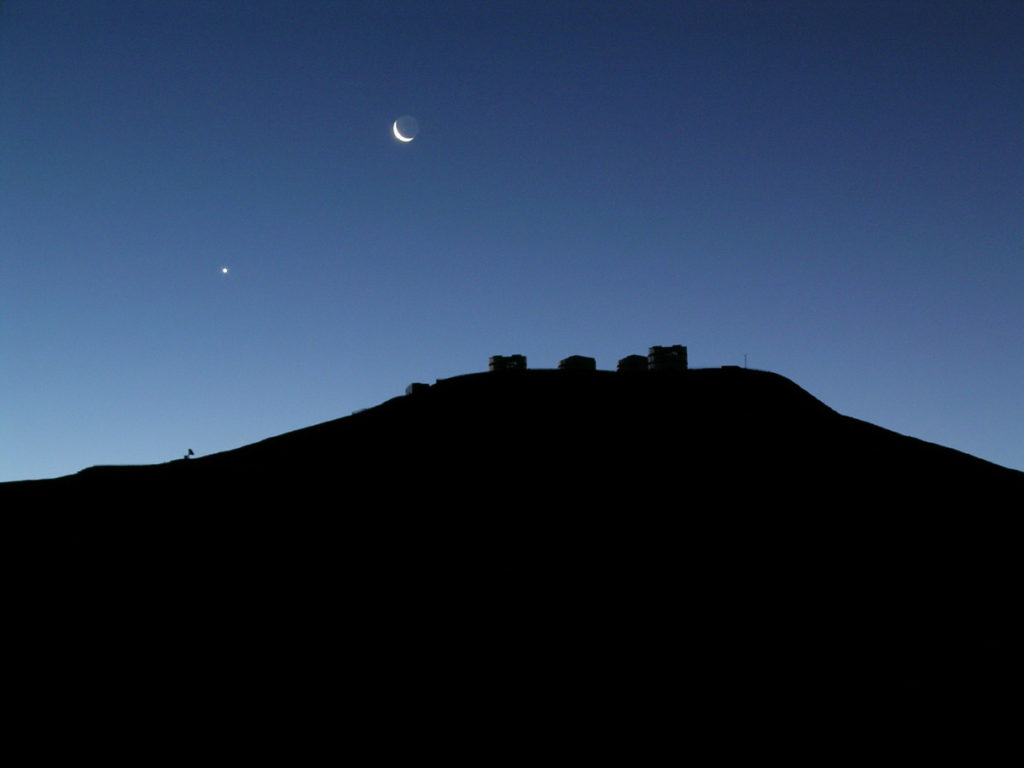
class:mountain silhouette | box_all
[5,367,1019,755]
[10,367,1018,502]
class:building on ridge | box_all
[647,345,688,371]
[616,354,648,373]
[489,354,527,371]
[558,355,596,371]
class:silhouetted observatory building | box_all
[647,345,687,371]
[616,354,648,373]
[558,355,597,371]
[489,354,527,371]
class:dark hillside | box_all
[18,367,1016,507]
[5,368,1019,755]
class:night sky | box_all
[2,0,1021,481]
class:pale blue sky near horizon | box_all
[2,0,1022,481]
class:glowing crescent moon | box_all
[393,121,413,142]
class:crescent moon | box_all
[393,121,413,142]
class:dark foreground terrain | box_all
[6,368,1020,757]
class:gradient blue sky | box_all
[2,0,1021,481]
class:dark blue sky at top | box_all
[1,0,1021,480]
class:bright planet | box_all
[393,115,419,142]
